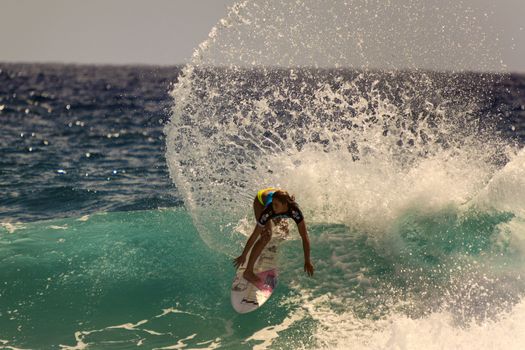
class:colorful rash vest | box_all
[257,190,304,227]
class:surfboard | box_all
[231,235,283,313]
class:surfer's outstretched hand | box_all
[233,254,246,269]
[304,260,314,277]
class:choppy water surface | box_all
[0,64,181,222]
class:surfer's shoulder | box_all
[289,203,304,224]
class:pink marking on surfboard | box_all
[255,269,278,295]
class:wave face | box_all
[2,208,524,350]
[0,209,296,350]
[164,0,525,348]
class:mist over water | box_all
[195,0,503,71]
[165,0,525,348]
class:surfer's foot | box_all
[243,270,261,285]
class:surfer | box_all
[233,188,314,285]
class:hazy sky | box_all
[0,0,234,66]
[1,0,523,72]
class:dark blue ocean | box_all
[1,61,525,350]
[0,64,182,222]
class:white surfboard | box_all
[231,235,283,313]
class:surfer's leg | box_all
[253,196,264,219]
[244,198,272,284]
[243,227,272,284]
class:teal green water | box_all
[0,209,304,349]
[1,205,523,349]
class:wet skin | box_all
[233,191,314,286]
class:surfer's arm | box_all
[298,220,314,276]
[233,225,262,269]
[242,225,263,257]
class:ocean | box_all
[2,1,525,349]
[1,62,524,349]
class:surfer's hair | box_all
[273,190,296,207]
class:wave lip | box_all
[163,0,523,348]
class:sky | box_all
[0,0,234,66]
[0,0,523,72]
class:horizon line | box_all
[1,60,524,75]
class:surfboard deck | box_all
[231,235,282,313]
